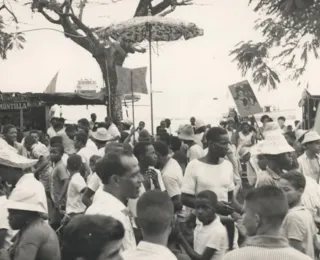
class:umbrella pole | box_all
[131,70,136,143]
[148,24,154,136]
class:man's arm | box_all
[181,193,197,209]
[0,229,7,249]
[171,195,183,212]
[228,191,243,214]
[82,188,95,208]
[288,239,304,253]
[178,231,216,260]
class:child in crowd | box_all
[178,190,236,260]
[123,190,177,260]
[279,170,318,259]
[66,154,87,219]
[50,143,70,230]
[82,155,102,208]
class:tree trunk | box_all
[95,45,131,123]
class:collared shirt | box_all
[86,190,136,251]
[224,235,312,260]
[282,205,317,259]
[255,166,281,188]
[122,241,177,260]
[298,152,320,183]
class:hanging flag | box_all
[116,66,148,95]
[44,71,59,93]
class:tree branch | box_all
[39,9,60,24]
[78,0,87,21]
[0,3,18,23]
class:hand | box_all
[217,201,234,216]
[54,200,61,209]
[146,168,158,181]
[130,127,136,134]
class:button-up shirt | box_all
[224,235,312,260]
[298,152,320,183]
[85,189,136,251]
[122,241,177,260]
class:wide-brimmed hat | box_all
[121,118,133,126]
[178,125,196,141]
[295,129,307,142]
[7,184,47,214]
[195,119,206,130]
[92,128,111,142]
[0,139,37,169]
[254,122,294,155]
[238,147,250,159]
[302,131,320,145]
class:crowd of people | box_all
[0,110,319,260]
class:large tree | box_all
[230,0,319,89]
[23,0,192,121]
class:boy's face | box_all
[279,178,302,207]
[195,197,216,225]
[50,147,62,163]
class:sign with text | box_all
[228,80,263,117]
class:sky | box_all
[0,0,312,127]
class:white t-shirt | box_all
[162,158,183,198]
[194,216,232,260]
[187,144,204,161]
[66,173,87,214]
[86,139,98,152]
[62,153,69,167]
[108,123,121,140]
[182,159,235,202]
[78,146,96,165]
[88,172,102,192]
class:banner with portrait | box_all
[228,80,263,117]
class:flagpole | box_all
[149,24,154,136]
[131,70,136,143]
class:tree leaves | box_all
[0,16,26,59]
[230,0,320,89]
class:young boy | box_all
[178,190,236,260]
[50,143,70,229]
[280,170,317,259]
[66,154,87,218]
[82,155,102,208]
[122,190,177,260]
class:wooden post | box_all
[19,109,23,132]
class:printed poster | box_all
[228,80,263,117]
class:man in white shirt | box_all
[181,127,242,215]
[153,141,183,213]
[85,144,144,251]
[123,190,177,260]
[105,116,120,142]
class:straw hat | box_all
[302,131,320,145]
[121,118,133,126]
[254,122,294,155]
[295,129,307,142]
[92,128,111,142]
[178,125,196,141]
[195,120,206,130]
[0,139,37,169]
[7,184,47,214]
[238,147,250,159]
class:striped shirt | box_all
[223,235,312,260]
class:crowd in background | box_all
[0,109,318,260]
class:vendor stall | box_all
[0,92,107,133]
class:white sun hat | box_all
[92,128,111,142]
[238,147,250,159]
[195,119,206,130]
[0,139,37,169]
[7,184,47,214]
[254,122,294,155]
[301,130,320,145]
[178,125,196,141]
[295,129,308,142]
